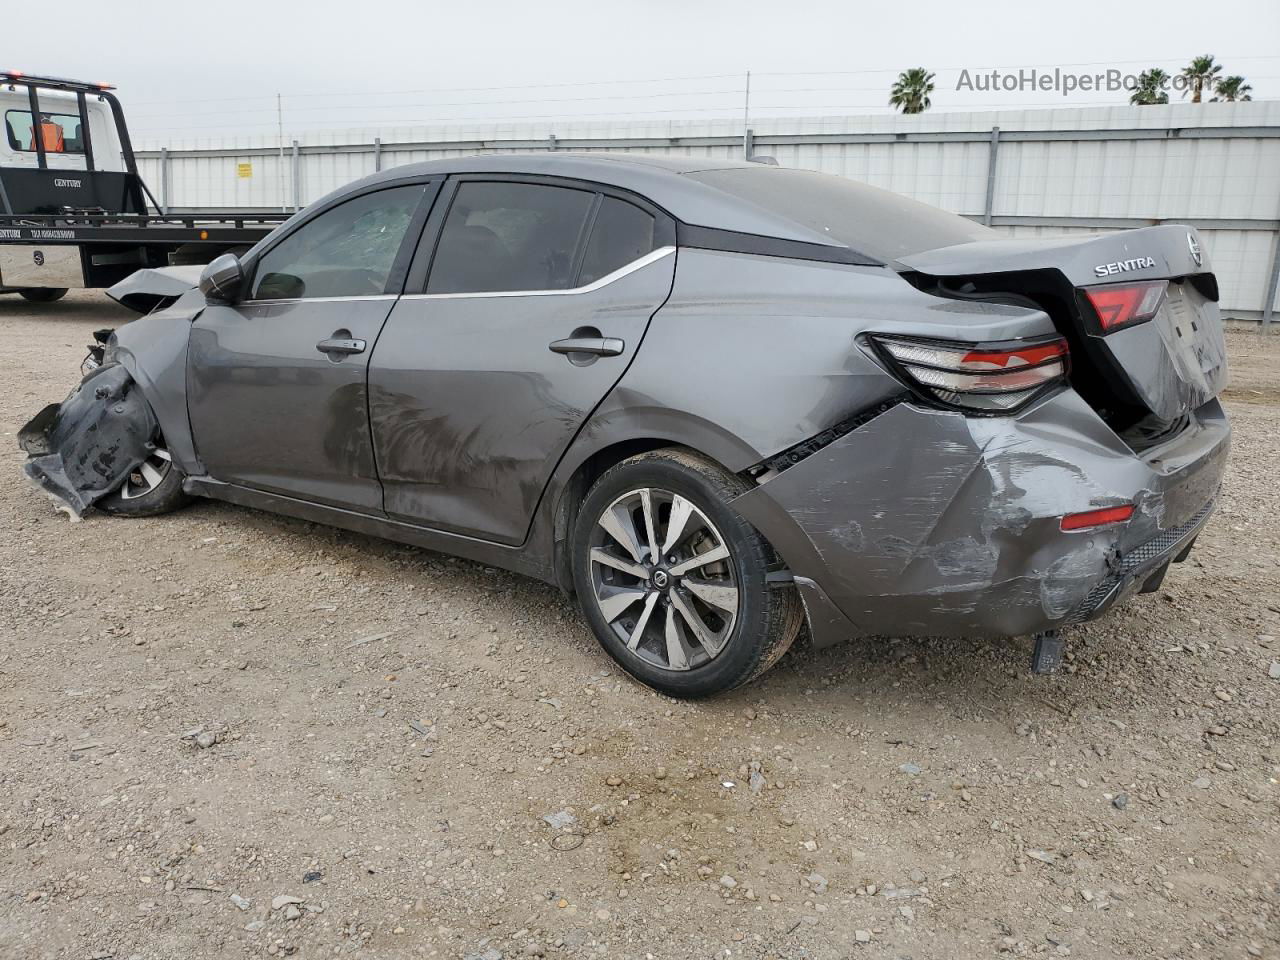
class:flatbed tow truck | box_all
[0,71,290,302]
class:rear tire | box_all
[19,288,69,303]
[571,448,803,698]
[97,442,191,518]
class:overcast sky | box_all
[10,0,1279,139]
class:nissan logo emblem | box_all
[1187,232,1202,268]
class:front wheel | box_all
[97,441,191,517]
[571,448,803,698]
[18,288,69,303]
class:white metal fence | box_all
[135,102,1280,322]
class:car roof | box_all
[343,153,849,248]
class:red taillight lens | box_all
[1060,504,1135,531]
[1083,281,1166,334]
[870,335,1068,414]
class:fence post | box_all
[373,137,382,173]
[983,126,1000,226]
[1264,229,1280,333]
[291,140,301,212]
[159,146,170,214]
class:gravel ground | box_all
[1,290,1277,960]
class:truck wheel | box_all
[97,441,191,518]
[571,448,803,698]
[19,288,69,303]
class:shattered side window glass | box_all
[250,185,424,300]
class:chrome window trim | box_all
[403,246,675,301]
[243,293,401,306]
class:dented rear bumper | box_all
[731,389,1229,646]
[19,364,159,518]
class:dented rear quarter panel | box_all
[730,389,1229,638]
[589,249,1059,469]
[584,246,1230,641]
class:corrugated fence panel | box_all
[136,102,1280,318]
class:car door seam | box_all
[365,180,445,516]
[516,246,681,547]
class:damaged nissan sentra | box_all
[19,155,1229,697]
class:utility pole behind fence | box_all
[276,94,287,213]
[291,139,301,212]
[159,146,169,214]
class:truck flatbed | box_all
[0,211,292,246]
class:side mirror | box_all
[198,253,245,304]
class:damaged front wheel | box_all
[20,364,189,519]
[98,440,190,518]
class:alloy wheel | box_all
[120,447,173,500]
[588,487,740,672]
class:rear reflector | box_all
[1083,280,1167,334]
[868,335,1068,414]
[1060,504,1135,531]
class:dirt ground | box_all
[1,290,1276,960]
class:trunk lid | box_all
[897,225,1227,441]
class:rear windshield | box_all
[686,166,993,261]
[5,109,85,155]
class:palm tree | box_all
[1181,55,1223,103]
[1212,76,1253,102]
[1130,68,1171,105]
[889,68,935,114]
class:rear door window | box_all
[251,185,425,300]
[427,181,594,294]
[578,196,657,285]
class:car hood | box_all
[107,265,204,314]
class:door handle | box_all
[548,336,625,357]
[316,337,366,357]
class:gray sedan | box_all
[20,154,1229,697]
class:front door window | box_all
[251,185,424,300]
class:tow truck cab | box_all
[0,72,145,216]
[1,71,287,302]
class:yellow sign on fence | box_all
[236,162,253,179]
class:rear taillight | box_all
[868,335,1068,414]
[1083,280,1166,335]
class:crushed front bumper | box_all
[19,363,159,518]
[731,389,1229,646]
